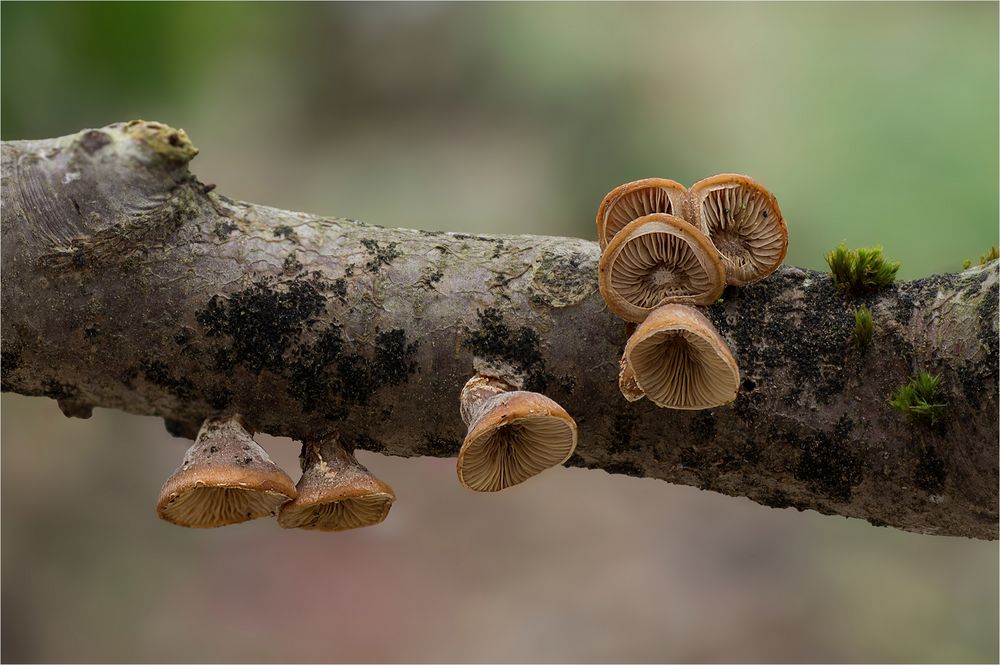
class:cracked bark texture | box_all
[2,121,997,539]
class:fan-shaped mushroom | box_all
[157,415,297,528]
[457,375,577,492]
[598,213,726,322]
[686,173,788,286]
[623,303,739,409]
[596,178,690,250]
[278,435,395,531]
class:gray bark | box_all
[2,121,997,539]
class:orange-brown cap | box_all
[278,437,395,531]
[623,303,740,409]
[598,213,726,322]
[686,174,788,286]
[457,390,577,492]
[157,415,297,528]
[596,178,690,250]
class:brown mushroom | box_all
[596,178,690,250]
[686,173,788,286]
[598,213,726,322]
[277,435,395,531]
[623,303,739,409]
[457,375,578,492]
[157,415,297,528]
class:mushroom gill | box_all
[624,303,739,409]
[278,436,394,531]
[157,415,297,528]
[597,178,689,250]
[687,174,788,286]
[458,379,577,492]
[598,213,726,322]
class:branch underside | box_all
[2,122,997,539]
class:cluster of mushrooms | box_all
[596,174,788,409]
[157,416,394,530]
[156,173,787,532]
[157,386,580,530]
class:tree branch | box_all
[2,121,996,539]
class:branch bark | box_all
[2,121,997,539]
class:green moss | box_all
[851,304,873,354]
[825,243,900,295]
[962,246,997,270]
[889,371,947,425]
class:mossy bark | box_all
[2,122,997,539]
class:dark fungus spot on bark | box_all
[79,130,111,155]
[283,254,303,275]
[140,359,194,400]
[173,327,193,347]
[420,434,460,457]
[792,415,862,502]
[605,460,644,477]
[914,444,947,493]
[213,221,239,241]
[273,225,298,242]
[360,239,401,272]
[196,276,329,372]
[332,278,348,302]
[463,308,554,392]
[84,324,101,339]
[287,326,418,419]
[207,387,233,411]
[680,445,706,470]
[564,452,588,468]
[1,348,21,385]
[710,272,850,405]
[688,411,717,442]
[608,412,639,455]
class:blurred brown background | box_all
[2,2,998,662]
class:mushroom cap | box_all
[457,391,577,492]
[686,173,788,286]
[598,213,726,322]
[157,417,297,528]
[277,443,395,531]
[624,303,740,409]
[596,178,691,250]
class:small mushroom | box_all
[686,173,788,286]
[598,213,726,322]
[157,415,297,528]
[596,178,690,250]
[457,375,578,492]
[623,303,739,409]
[277,435,395,531]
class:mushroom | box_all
[457,375,578,492]
[686,173,788,286]
[598,213,726,322]
[596,178,690,250]
[157,415,297,528]
[622,303,739,409]
[277,435,395,531]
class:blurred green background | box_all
[2,2,997,662]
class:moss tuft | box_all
[851,304,873,354]
[825,243,900,295]
[889,371,946,425]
